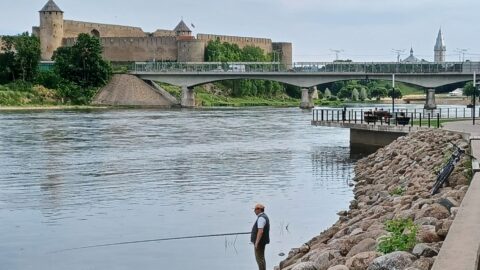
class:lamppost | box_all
[474,72,477,125]
[392,74,396,116]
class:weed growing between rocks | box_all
[377,218,417,254]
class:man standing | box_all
[251,203,270,270]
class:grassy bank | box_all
[158,82,343,107]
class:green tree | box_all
[371,87,387,100]
[351,88,359,101]
[324,88,332,99]
[388,88,403,99]
[53,33,112,89]
[0,33,41,83]
[463,82,479,102]
[359,88,368,101]
[14,33,41,82]
[337,87,351,99]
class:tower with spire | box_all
[434,28,446,62]
[39,0,64,60]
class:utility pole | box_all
[392,74,396,116]
[455,48,468,62]
[330,49,344,61]
[474,72,476,125]
[392,49,405,62]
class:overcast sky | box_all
[1,0,479,62]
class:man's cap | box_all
[254,203,265,210]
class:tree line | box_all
[0,33,111,105]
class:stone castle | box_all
[32,0,293,66]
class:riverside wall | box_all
[278,129,472,270]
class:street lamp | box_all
[392,74,396,116]
[474,72,477,125]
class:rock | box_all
[409,257,434,270]
[302,249,338,270]
[414,217,440,226]
[350,228,363,236]
[416,225,441,243]
[437,198,455,212]
[328,238,355,256]
[300,244,310,253]
[327,266,349,270]
[416,203,450,220]
[347,238,377,257]
[450,207,459,218]
[337,210,348,216]
[436,220,453,237]
[367,251,416,270]
[345,251,381,270]
[412,243,439,257]
[279,252,286,257]
[292,261,318,270]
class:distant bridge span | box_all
[129,62,480,107]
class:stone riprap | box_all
[277,129,471,270]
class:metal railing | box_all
[312,107,480,129]
[130,61,480,74]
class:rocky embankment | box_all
[278,130,471,270]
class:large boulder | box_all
[409,257,434,270]
[292,262,318,270]
[347,238,377,257]
[412,243,438,257]
[416,203,450,220]
[301,249,339,270]
[345,251,381,270]
[367,251,416,270]
[327,266,349,270]
[416,225,441,243]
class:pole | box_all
[474,72,476,125]
[392,74,396,118]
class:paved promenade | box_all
[432,120,480,270]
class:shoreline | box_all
[0,105,111,111]
[277,129,472,270]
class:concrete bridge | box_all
[130,61,480,107]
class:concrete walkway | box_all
[442,120,480,137]
[432,121,480,270]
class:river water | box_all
[0,108,357,270]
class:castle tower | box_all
[434,28,446,62]
[39,0,64,60]
[174,20,192,37]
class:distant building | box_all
[32,0,293,67]
[448,88,464,97]
[434,28,446,62]
[402,48,420,63]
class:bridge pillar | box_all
[424,89,437,110]
[300,88,314,109]
[181,86,196,108]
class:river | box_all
[0,107,357,270]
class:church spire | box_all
[434,28,446,62]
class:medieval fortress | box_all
[32,0,293,66]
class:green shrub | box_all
[390,186,406,196]
[378,218,417,254]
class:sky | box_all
[1,0,479,62]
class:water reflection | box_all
[0,108,359,270]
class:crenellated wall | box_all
[63,36,178,62]
[153,29,176,37]
[63,20,146,38]
[197,33,273,54]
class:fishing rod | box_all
[51,231,251,253]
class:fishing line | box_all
[51,232,250,253]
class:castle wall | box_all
[153,29,175,37]
[63,36,178,62]
[273,42,293,68]
[63,20,146,38]
[177,40,205,62]
[197,34,273,54]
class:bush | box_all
[390,186,406,196]
[378,218,417,254]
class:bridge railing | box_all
[130,61,480,74]
[312,107,480,128]
[131,62,285,73]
